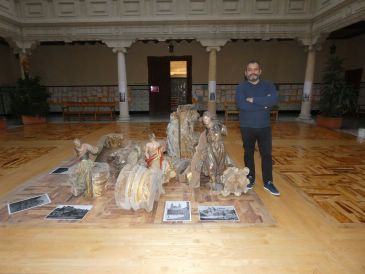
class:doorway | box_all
[148,56,192,116]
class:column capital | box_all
[206,46,221,52]
[103,40,134,53]
[199,39,228,50]
[298,34,327,51]
[112,47,127,53]
[11,40,38,55]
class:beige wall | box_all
[28,40,310,86]
[1,34,364,87]
[30,44,117,86]
[218,40,308,84]
[0,44,19,85]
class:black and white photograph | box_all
[46,205,93,220]
[7,194,51,215]
[49,167,69,175]
[163,201,191,222]
[198,205,239,221]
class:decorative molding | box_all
[0,0,16,17]
[188,0,209,15]
[286,0,307,14]
[54,0,80,17]
[153,0,176,15]
[17,21,318,43]
[312,0,365,35]
[120,0,142,16]
[85,0,110,17]
[0,17,21,41]
[254,0,276,14]
[219,0,241,15]
[20,0,47,18]
[0,0,364,50]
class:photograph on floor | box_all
[7,193,51,215]
[163,201,191,222]
[198,205,239,221]
[49,167,70,175]
[46,205,93,220]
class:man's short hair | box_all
[246,61,261,70]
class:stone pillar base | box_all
[117,116,130,122]
[117,102,130,121]
[296,115,314,123]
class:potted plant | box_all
[10,76,50,125]
[0,116,6,130]
[317,48,358,129]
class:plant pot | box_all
[316,115,343,129]
[21,115,47,125]
[341,116,358,129]
[0,118,7,130]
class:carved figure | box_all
[145,133,176,188]
[166,112,179,157]
[177,105,200,158]
[145,133,165,169]
[188,111,233,191]
[69,138,98,197]
[221,167,250,197]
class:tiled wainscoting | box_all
[47,83,323,112]
[3,82,364,114]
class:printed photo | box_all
[8,193,51,215]
[49,167,69,175]
[199,205,239,221]
[163,201,191,222]
[46,205,93,220]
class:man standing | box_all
[235,61,280,196]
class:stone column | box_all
[18,51,29,79]
[298,47,316,121]
[207,47,219,116]
[200,39,228,117]
[13,41,37,79]
[297,34,325,122]
[104,40,133,121]
[114,47,130,121]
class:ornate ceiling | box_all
[0,0,364,51]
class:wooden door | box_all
[148,56,192,116]
[148,57,171,116]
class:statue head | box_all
[73,138,81,148]
[148,132,156,141]
[202,111,213,126]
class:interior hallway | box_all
[0,117,364,273]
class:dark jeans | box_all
[240,127,273,184]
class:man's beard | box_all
[247,74,260,82]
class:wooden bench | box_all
[224,101,279,122]
[62,98,117,121]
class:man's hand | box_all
[246,97,253,103]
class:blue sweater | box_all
[235,80,278,128]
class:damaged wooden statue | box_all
[186,111,249,196]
